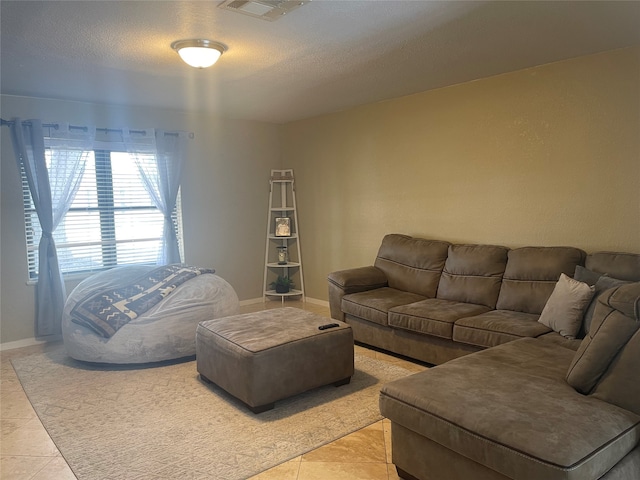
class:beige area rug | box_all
[12,348,413,480]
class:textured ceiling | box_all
[1,1,639,124]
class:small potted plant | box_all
[270,275,295,294]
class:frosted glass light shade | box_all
[178,47,221,68]
[171,40,226,68]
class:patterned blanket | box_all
[71,264,215,338]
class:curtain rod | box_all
[0,118,193,139]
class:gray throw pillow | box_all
[538,273,595,339]
[573,265,602,286]
[582,276,631,334]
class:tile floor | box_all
[1,300,427,480]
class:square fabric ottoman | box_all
[196,307,354,413]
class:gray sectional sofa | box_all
[327,234,640,480]
[328,234,639,364]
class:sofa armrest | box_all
[328,266,388,291]
[327,266,388,321]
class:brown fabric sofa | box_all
[380,282,640,480]
[328,234,639,364]
[327,233,640,480]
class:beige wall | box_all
[1,95,280,344]
[281,47,640,301]
[3,47,639,343]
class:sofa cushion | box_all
[536,332,583,351]
[453,309,550,348]
[591,329,640,417]
[380,338,640,480]
[496,246,586,314]
[538,273,595,339]
[373,234,450,297]
[586,252,640,282]
[582,275,631,335]
[388,299,490,339]
[342,287,426,327]
[436,244,508,309]
[566,282,640,399]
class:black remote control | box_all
[318,323,340,330]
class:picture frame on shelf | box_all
[275,217,291,237]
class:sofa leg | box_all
[333,376,351,387]
[249,402,275,414]
[396,466,421,480]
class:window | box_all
[22,148,183,280]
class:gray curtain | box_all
[124,129,187,264]
[9,119,95,336]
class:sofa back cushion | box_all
[586,252,640,281]
[566,282,640,415]
[591,330,640,415]
[496,246,586,314]
[374,234,450,297]
[436,244,508,308]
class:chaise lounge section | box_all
[379,282,640,480]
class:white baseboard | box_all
[238,297,265,306]
[304,297,330,308]
[0,335,62,352]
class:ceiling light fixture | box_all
[171,39,227,69]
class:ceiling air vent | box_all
[218,0,308,21]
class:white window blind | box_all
[22,148,183,279]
